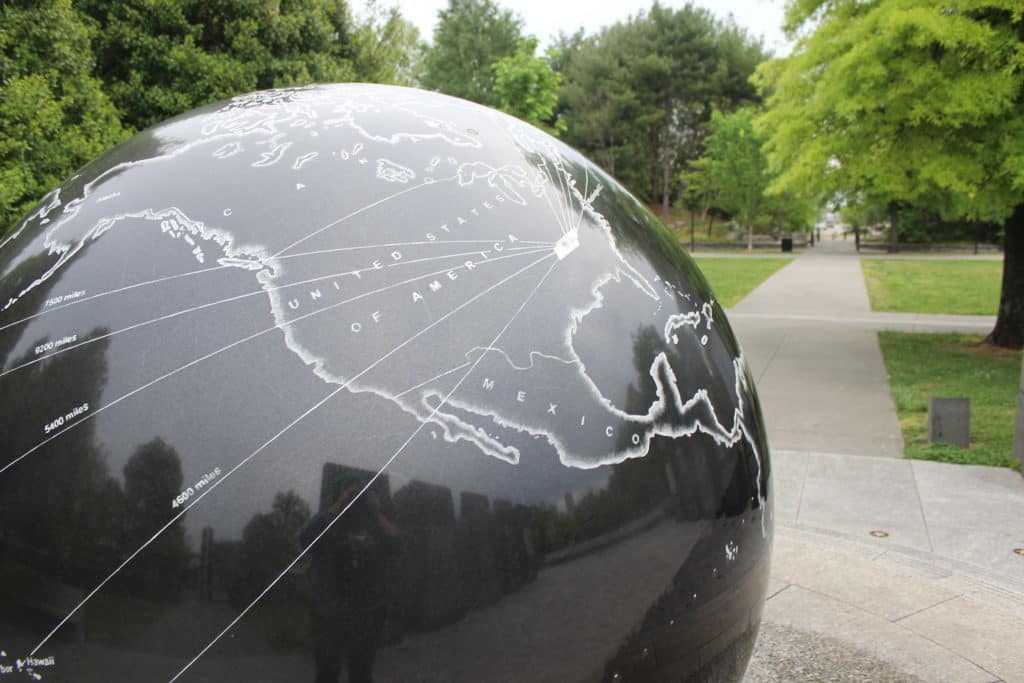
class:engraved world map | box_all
[1,84,762,478]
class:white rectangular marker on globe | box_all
[554,229,580,260]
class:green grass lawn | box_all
[861,259,1001,315]
[693,257,792,308]
[878,332,1020,468]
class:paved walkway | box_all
[728,240,908,456]
[722,242,1024,682]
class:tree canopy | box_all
[77,0,361,131]
[491,37,564,133]
[704,108,772,249]
[1,0,773,241]
[420,0,523,107]
[0,0,126,232]
[555,5,768,210]
[756,0,1024,346]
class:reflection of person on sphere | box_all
[300,470,398,683]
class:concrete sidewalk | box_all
[748,451,1024,682]
[728,239,907,457]
[722,242,1024,681]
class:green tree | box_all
[757,0,1024,347]
[0,0,126,234]
[351,0,423,86]
[705,108,771,250]
[420,0,523,107]
[492,37,564,134]
[554,4,766,209]
[76,0,361,131]
[554,28,639,178]
[678,157,719,237]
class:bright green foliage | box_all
[491,38,564,134]
[692,256,793,307]
[704,108,771,249]
[879,332,1020,468]
[555,5,767,208]
[757,0,1024,221]
[0,0,126,233]
[758,0,1024,347]
[420,0,523,107]
[861,259,1001,315]
[76,0,361,131]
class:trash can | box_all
[781,237,793,252]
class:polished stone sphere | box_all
[0,84,771,682]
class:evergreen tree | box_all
[420,0,523,107]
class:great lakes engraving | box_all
[3,84,763,493]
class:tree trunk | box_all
[707,212,715,237]
[662,147,671,215]
[746,224,753,251]
[887,201,899,254]
[986,203,1024,349]
[608,130,615,176]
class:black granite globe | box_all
[0,84,771,682]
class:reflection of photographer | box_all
[300,471,398,683]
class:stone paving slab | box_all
[751,526,1024,682]
[773,450,1024,583]
[762,449,1024,680]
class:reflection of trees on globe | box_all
[0,84,771,682]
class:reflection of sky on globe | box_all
[358,0,792,56]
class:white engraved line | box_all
[271,175,456,257]
[0,264,229,334]
[0,248,548,476]
[167,253,559,683]
[30,252,556,660]
[275,239,550,261]
[542,154,573,235]
[551,157,575,233]
[505,245,552,252]
[538,170,570,236]
[0,245,548,380]
[532,156,568,234]
[385,249,490,268]
[394,362,472,399]
[575,166,590,232]
[464,347,577,371]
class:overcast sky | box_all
[356,0,792,56]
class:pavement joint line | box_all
[907,449,936,553]
[776,524,1024,595]
[792,448,810,524]
[870,548,891,562]
[905,628,1006,682]
[779,581,1009,677]
[754,327,788,385]
[765,583,792,602]
[891,593,963,624]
